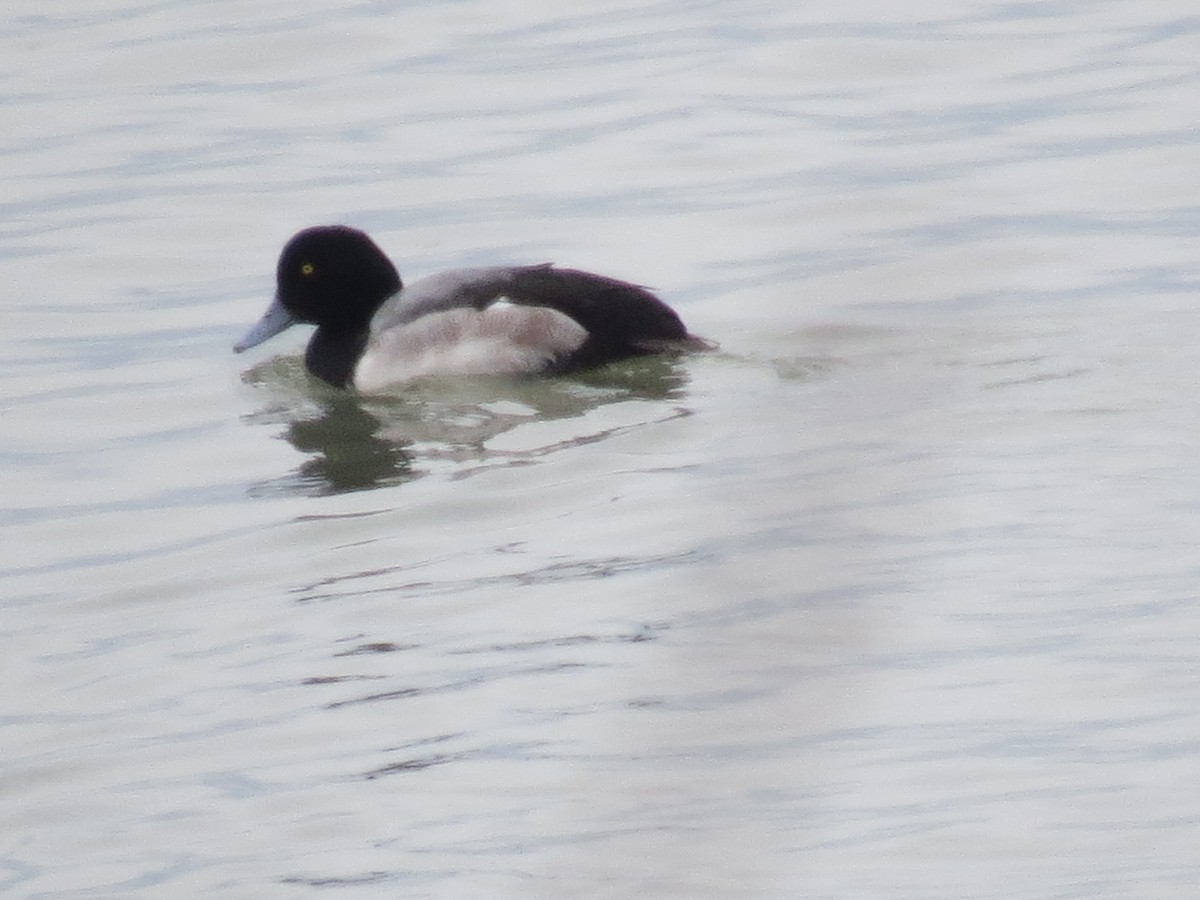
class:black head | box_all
[276,225,402,332]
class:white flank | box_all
[353,306,588,393]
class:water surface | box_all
[3,2,1199,897]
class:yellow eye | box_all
[300,262,315,276]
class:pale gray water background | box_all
[2,1,1199,897]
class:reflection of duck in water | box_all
[243,352,693,497]
[235,225,704,393]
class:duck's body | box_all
[234,226,698,393]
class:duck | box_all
[234,225,700,393]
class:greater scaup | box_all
[234,225,700,392]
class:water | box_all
[3,2,1199,897]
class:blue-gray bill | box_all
[234,296,299,353]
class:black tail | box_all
[505,265,690,366]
